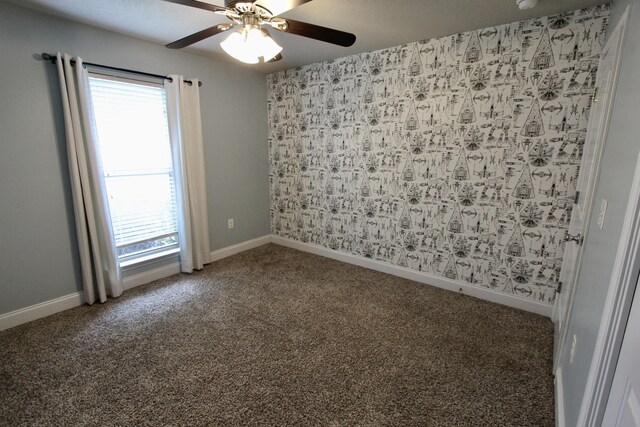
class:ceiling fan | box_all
[162,0,356,64]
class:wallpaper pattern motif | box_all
[267,6,609,305]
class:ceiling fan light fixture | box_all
[246,27,267,56]
[259,32,283,61]
[220,30,259,64]
[220,26,282,63]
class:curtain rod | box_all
[40,53,203,87]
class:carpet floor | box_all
[0,244,554,426]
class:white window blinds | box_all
[88,75,179,261]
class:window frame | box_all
[87,67,180,268]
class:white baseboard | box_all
[271,235,553,317]
[125,234,273,289]
[210,235,272,262]
[123,262,181,291]
[0,292,84,331]
[0,235,273,331]
[1,234,549,331]
[556,367,566,427]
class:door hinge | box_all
[574,191,580,204]
[565,232,584,246]
[557,281,563,294]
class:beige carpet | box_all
[0,244,554,426]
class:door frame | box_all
[577,150,640,426]
[600,269,640,426]
[553,4,630,370]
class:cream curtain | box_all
[165,75,212,272]
[55,53,123,304]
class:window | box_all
[88,74,179,265]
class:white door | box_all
[553,11,628,366]
[601,272,640,427]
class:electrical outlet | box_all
[570,334,577,364]
[228,218,234,229]
[597,199,608,230]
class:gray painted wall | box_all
[0,2,269,315]
[558,0,640,425]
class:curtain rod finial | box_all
[41,53,57,63]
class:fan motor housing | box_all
[225,1,254,11]
[225,1,273,19]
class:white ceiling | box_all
[7,0,610,73]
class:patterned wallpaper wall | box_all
[267,5,609,305]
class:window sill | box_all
[119,247,180,270]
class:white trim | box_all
[0,292,84,331]
[0,235,273,331]
[553,4,630,373]
[119,247,180,269]
[271,235,552,317]
[122,262,181,291]
[578,152,640,424]
[556,367,566,427]
[575,7,634,426]
[123,234,273,292]
[210,235,272,262]
[0,233,550,331]
[123,235,273,288]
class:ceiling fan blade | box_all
[265,52,283,63]
[161,0,230,13]
[277,19,355,47]
[166,25,231,49]
[253,0,313,17]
